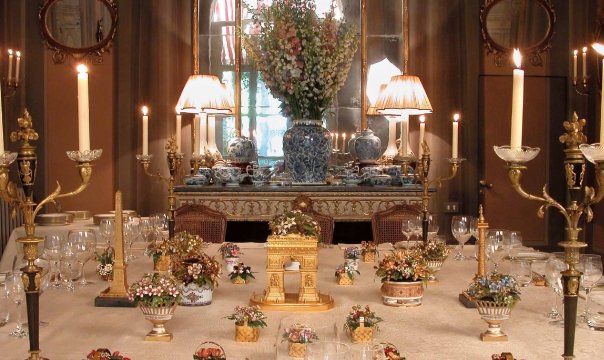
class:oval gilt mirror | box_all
[480,0,556,67]
[39,0,118,64]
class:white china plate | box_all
[510,251,549,262]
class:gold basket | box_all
[362,252,376,262]
[350,323,373,343]
[154,255,172,273]
[337,274,353,286]
[193,341,226,360]
[288,342,307,358]
[231,276,246,285]
[235,323,260,342]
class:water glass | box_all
[587,287,604,331]
[0,283,9,327]
[68,229,97,286]
[451,215,471,260]
[6,272,26,337]
[140,217,153,242]
[486,229,510,271]
[99,218,115,245]
[545,252,566,326]
[577,254,603,321]
[505,231,523,259]
[351,343,386,360]
[512,259,532,287]
[426,213,439,240]
[305,341,350,360]
[44,234,63,288]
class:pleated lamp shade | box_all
[176,74,233,114]
[374,75,433,116]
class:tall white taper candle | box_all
[175,108,182,153]
[510,49,524,149]
[77,64,91,152]
[141,106,149,156]
[452,114,459,158]
[418,115,426,157]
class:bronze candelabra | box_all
[494,113,604,359]
[0,109,101,360]
[136,137,183,239]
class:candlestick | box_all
[15,51,21,83]
[582,47,587,82]
[510,49,524,149]
[175,108,182,153]
[342,133,346,153]
[7,50,13,82]
[452,114,460,158]
[400,114,409,156]
[142,106,149,156]
[76,64,91,152]
[419,115,426,157]
[193,114,200,156]
[573,50,578,85]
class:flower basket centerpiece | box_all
[335,263,359,285]
[381,343,406,360]
[226,305,267,342]
[360,241,377,262]
[269,210,321,238]
[193,341,226,360]
[344,305,382,343]
[128,273,181,341]
[173,253,221,306]
[419,239,449,282]
[466,272,521,341]
[229,262,255,284]
[282,323,319,358]
[86,348,131,360]
[95,246,114,281]
[218,242,242,273]
[343,246,361,270]
[375,248,431,306]
[242,0,358,184]
[144,231,207,273]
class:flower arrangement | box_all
[269,210,320,238]
[128,272,181,307]
[86,349,130,360]
[218,242,241,258]
[95,247,114,280]
[420,239,450,262]
[344,304,383,332]
[360,241,377,255]
[172,254,222,290]
[335,263,359,280]
[344,246,361,260]
[144,231,206,263]
[226,305,268,328]
[282,323,319,344]
[242,0,358,119]
[229,262,255,283]
[466,272,521,308]
[381,343,405,360]
[375,248,431,282]
[193,347,226,360]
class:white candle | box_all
[418,115,426,157]
[207,115,217,153]
[15,51,21,83]
[7,50,13,82]
[141,106,149,156]
[76,64,90,152]
[573,50,578,85]
[335,133,339,151]
[452,114,460,158]
[342,133,346,153]
[600,58,604,143]
[510,49,524,149]
[193,114,200,156]
[582,47,588,81]
[175,108,182,153]
[400,114,409,157]
[200,112,208,153]
[0,82,4,152]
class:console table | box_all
[175,184,424,221]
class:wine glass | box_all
[504,231,523,259]
[577,254,603,321]
[140,217,154,243]
[0,283,9,328]
[451,215,471,260]
[410,215,423,243]
[99,218,115,245]
[400,219,416,249]
[351,343,386,360]
[6,272,27,338]
[68,229,97,286]
[486,229,509,271]
[426,213,439,240]
[150,212,169,238]
[44,234,63,288]
[59,237,81,292]
[305,341,350,360]
[545,252,566,326]
[124,220,141,262]
[512,259,532,287]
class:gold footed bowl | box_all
[380,280,424,306]
[475,300,512,341]
[139,304,176,342]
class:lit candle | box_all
[342,133,346,153]
[418,115,426,157]
[582,47,588,81]
[76,64,90,152]
[141,106,149,156]
[15,51,21,83]
[400,114,409,157]
[7,50,13,81]
[452,114,460,158]
[335,133,339,151]
[331,133,335,149]
[193,114,200,156]
[573,49,578,85]
[175,107,182,153]
[200,112,208,153]
[510,49,524,149]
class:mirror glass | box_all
[485,0,550,49]
[45,0,113,49]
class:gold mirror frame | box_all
[480,0,556,67]
[39,0,118,64]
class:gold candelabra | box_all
[2,49,22,98]
[494,113,604,359]
[0,109,101,360]
[136,137,183,239]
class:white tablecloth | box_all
[0,243,602,360]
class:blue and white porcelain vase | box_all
[351,128,382,164]
[283,119,332,184]
[226,136,257,170]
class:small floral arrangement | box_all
[144,231,206,263]
[375,248,431,282]
[360,241,377,255]
[467,272,521,308]
[229,262,255,282]
[128,272,181,307]
[344,246,361,260]
[86,348,130,360]
[172,254,222,290]
[420,239,450,262]
[242,0,358,119]
[335,263,359,280]
[282,323,319,344]
[218,242,241,258]
[193,347,226,360]
[344,305,383,332]
[226,305,268,328]
[382,343,405,360]
[269,210,320,238]
[95,247,114,279]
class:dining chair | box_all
[174,204,227,243]
[371,204,422,245]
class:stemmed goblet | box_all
[545,252,566,326]
[44,234,63,288]
[577,254,603,321]
[400,219,416,249]
[486,229,509,271]
[69,229,97,286]
[140,217,154,243]
[124,220,141,262]
[99,218,115,246]
[6,272,27,338]
[451,215,471,260]
[426,213,439,240]
[60,236,82,292]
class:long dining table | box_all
[0,237,602,359]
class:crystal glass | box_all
[545,252,566,326]
[305,341,350,360]
[486,229,510,271]
[68,229,97,286]
[99,218,115,245]
[410,215,422,242]
[504,231,523,259]
[493,145,541,163]
[426,213,439,240]
[351,343,386,360]
[577,254,603,321]
[400,219,416,249]
[150,212,169,240]
[44,234,63,288]
[451,215,471,260]
[124,220,141,262]
[59,239,80,292]
[6,272,26,337]
[0,283,10,327]
[587,287,604,331]
[140,217,154,243]
[512,259,532,287]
